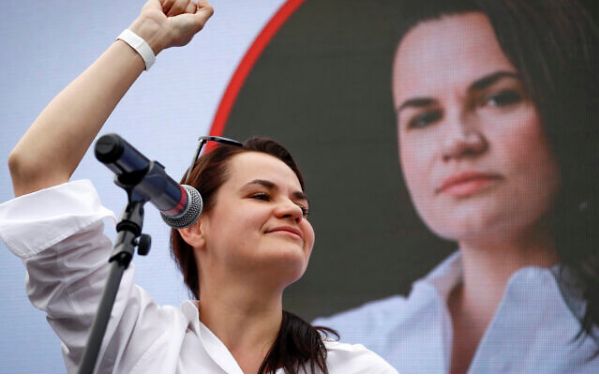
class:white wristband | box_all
[117,29,156,71]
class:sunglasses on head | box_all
[185,135,243,183]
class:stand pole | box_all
[77,200,146,373]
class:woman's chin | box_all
[429,217,537,248]
[251,247,310,286]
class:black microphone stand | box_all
[77,179,152,373]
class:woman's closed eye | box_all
[250,191,271,201]
[298,205,310,218]
[250,192,310,218]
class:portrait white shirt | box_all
[315,251,599,373]
[0,180,396,374]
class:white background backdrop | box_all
[0,0,283,372]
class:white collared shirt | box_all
[0,180,396,373]
[315,252,599,373]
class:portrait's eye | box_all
[483,89,523,108]
[407,109,442,129]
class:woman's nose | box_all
[441,117,487,162]
[274,200,303,222]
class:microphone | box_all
[94,133,202,228]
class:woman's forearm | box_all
[9,41,146,197]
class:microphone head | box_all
[161,185,203,228]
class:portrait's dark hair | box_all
[392,0,599,342]
[170,136,336,373]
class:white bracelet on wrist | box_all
[117,29,156,71]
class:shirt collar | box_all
[417,251,567,302]
[412,252,597,372]
[416,251,462,301]
[415,251,590,339]
[180,300,244,373]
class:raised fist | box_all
[130,0,214,54]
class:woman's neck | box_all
[458,226,558,307]
[198,282,284,373]
[448,226,558,373]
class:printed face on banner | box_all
[393,13,560,244]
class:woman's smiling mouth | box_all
[267,226,303,241]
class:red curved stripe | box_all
[208,0,304,140]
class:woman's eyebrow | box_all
[469,71,520,92]
[245,179,276,190]
[397,97,437,114]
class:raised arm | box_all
[8,0,213,197]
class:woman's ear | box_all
[177,218,206,249]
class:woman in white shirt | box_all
[316,0,599,373]
[2,0,395,373]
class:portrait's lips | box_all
[436,171,502,197]
[267,226,303,241]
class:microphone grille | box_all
[161,185,203,228]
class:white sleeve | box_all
[0,180,182,373]
[324,341,398,373]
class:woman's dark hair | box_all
[170,136,337,373]
[392,0,599,341]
